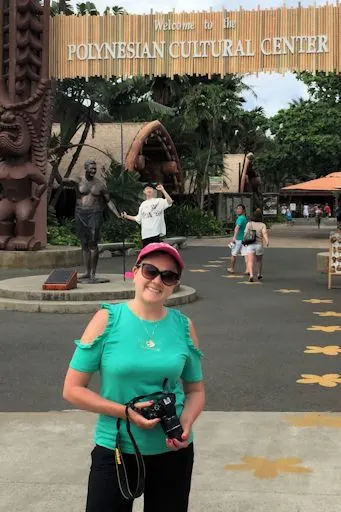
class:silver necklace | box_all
[140,319,159,348]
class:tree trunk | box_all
[200,140,213,211]
[50,120,92,208]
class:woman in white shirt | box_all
[243,210,269,282]
[121,183,173,247]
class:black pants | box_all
[86,444,194,512]
[142,235,160,247]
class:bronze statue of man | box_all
[64,160,119,283]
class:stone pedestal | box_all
[0,246,82,269]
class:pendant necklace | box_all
[140,319,159,349]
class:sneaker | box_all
[258,275,263,280]
[249,277,254,283]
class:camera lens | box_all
[162,416,183,440]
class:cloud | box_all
[243,73,309,117]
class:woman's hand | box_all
[166,419,191,451]
[127,401,160,430]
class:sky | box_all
[69,0,333,116]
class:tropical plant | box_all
[50,0,74,16]
[104,5,127,14]
[76,1,99,15]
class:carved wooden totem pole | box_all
[0,0,52,250]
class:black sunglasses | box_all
[136,263,180,286]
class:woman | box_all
[243,210,269,282]
[63,242,205,512]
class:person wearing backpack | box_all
[243,210,269,282]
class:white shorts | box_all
[243,243,264,256]
[231,240,245,256]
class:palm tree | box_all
[50,0,74,16]
[105,5,126,14]
[113,5,126,14]
[76,2,99,15]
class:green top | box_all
[69,302,203,455]
[235,214,247,241]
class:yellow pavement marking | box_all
[296,373,341,387]
[275,289,301,294]
[224,456,312,480]
[304,345,341,356]
[203,264,223,268]
[303,299,333,304]
[285,413,341,428]
[188,269,210,273]
[314,311,341,317]
[307,325,341,333]
[221,275,244,279]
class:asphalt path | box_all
[1,246,340,413]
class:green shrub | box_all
[101,216,141,245]
[47,224,79,246]
[165,205,225,237]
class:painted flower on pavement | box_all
[224,456,312,479]
[275,289,301,293]
[303,299,333,304]
[314,311,341,318]
[285,413,341,428]
[304,345,341,356]
[296,374,341,387]
[307,326,341,333]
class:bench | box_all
[98,242,136,257]
[164,237,187,249]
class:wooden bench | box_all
[98,242,136,257]
[164,237,187,249]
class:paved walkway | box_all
[1,226,341,512]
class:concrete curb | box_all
[0,286,197,313]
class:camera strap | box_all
[115,406,146,500]
[114,381,170,500]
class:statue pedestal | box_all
[0,274,197,313]
[0,246,82,269]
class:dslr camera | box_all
[132,392,183,441]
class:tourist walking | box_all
[285,207,293,225]
[315,205,323,229]
[303,203,309,219]
[324,203,331,217]
[63,242,205,512]
[243,210,269,282]
[227,204,248,274]
[121,183,173,247]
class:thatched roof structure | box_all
[51,121,183,192]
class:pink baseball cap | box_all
[135,242,185,271]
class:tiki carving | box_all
[0,0,52,250]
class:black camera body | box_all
[137,392,183,441]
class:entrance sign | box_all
[50,4,340,79]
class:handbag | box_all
[242,222,257,246]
